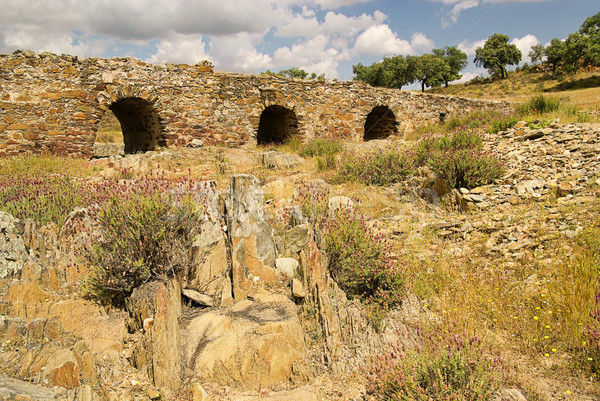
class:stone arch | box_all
[108,97,163,153]
[257,105,299,145]
[363,106,398,141]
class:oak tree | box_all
[474,33,522,79]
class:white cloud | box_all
[510,34,539,63]
[313,0,372,9]
[451,71,480,84]
[457,38,486,56]
[276,10,386,38]
[1,27,111,59]
[148,33,211,65]
[272,34,349,78]
[429,0,552,28]
[410,32,435,53]
[209,33,272,72]
[354,26,435,56]
[353,24,413,56]
[441,0,479,29]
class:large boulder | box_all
[261,152,304,170]
[181,293,306,388]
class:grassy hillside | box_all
[429,66,600,112]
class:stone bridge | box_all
[0,52,511,157]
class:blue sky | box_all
[0,0,598,83]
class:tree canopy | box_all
[352,46,466,92]
[528,44,545,66]
[473,33,522,79]
[353,55,416,90]
[413,54,449,92]
[263,67,325,80]
[432,46,468,87]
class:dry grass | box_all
[95,130,124,144]
[393,193,600,398]
[430,68,600,118]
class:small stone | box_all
[147,389,161,400]
[143,318,154,331]
[292,278,306,298]
[521,130,545,141]
[459,188,469,195]
[556,181,573,198]
[192,383,211,401]
[182,289,214,307]
[475,201,490,209]
[328,196,355,214]
[275,258,298,279]
[187,138,203,148]
[469,194,486,203]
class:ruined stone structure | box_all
[0,52,511,157]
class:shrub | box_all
[490,116,519,133]
[519,95,561,114]
[333,150,414,186]
[84,192,200,305]
[414,131,483,166]
[0,173,176,227]
[283,135,302,152]
[367,332,502,400]
[427,148,504,189]
[0,175,90,227]
[316,152,336,171]
[323,209,405,327]
[294,181,330,226]
[299,138,342,158]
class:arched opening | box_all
[257,105,299,145]
[109,97,162,154]
[93,110,124,157]
[364,106,398,141]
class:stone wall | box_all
[0,52,512,157]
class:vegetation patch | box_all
[84,191,200,305]
[333,150,414,186]
[367,330,503,400]
[298,138,343,171]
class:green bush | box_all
[84,193,200,305]
[427,148,504,189]
[367,332,502,400]
[333,150,414,186]
[519,95,561,114]
[283,135,302,152]
[0,175,90,227]
[490,116,519,133]
[414,131,483,166]
[299,138,342,158]
[323,209,405,328]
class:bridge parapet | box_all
[0,52,512,157]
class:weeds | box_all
[298,138,343,171]
[413,131,503,189]
[518,95,562,114]
[367,329,503,400]
[333,150,414,186]
[323,209,406,330]
[84,192,200,305]
[427,149,504,189]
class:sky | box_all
[0,0,598,85]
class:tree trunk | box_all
[421,81,426,92]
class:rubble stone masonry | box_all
[0,52,512,157]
